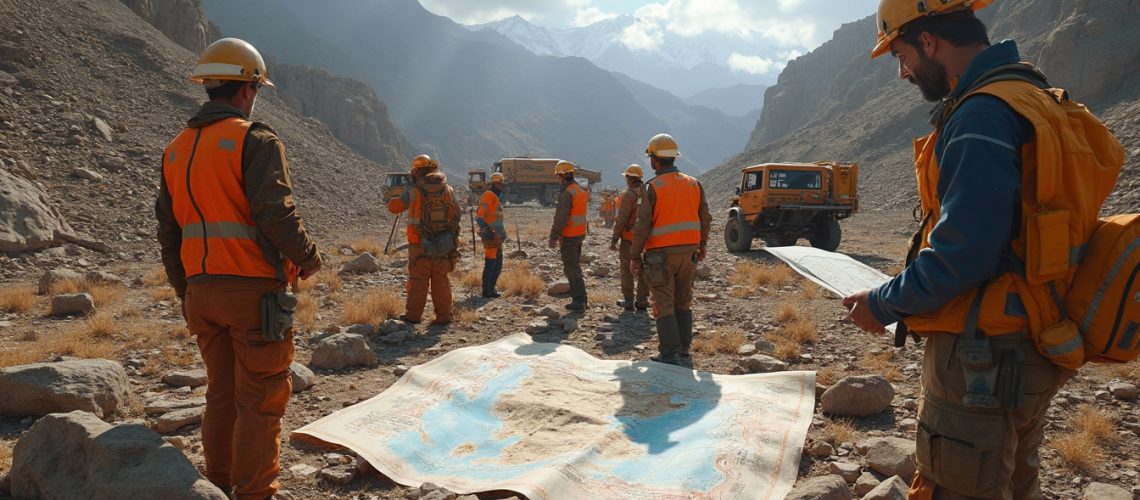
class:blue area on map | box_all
[385,362,730,492]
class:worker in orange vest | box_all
[476,172,507,298]
[631,134,711,365]
[388,154,462,325]
[549,160,589,311]
[155,38,322,500]
[610,164,649,311]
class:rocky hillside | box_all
[118,0,220,53]
[0,0,399,259]
[707,0,1140,212]
[272,63,412,169]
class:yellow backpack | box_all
[1065,214,1140,363]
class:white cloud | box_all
[573,7,619,27]
[727,53,777,74]
[619,17,665,51]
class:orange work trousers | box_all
[405,245,454,323]
[185,278,294,500]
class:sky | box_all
[418,0,880,57]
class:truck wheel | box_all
[809,218,842,252]
[724,217,753,253]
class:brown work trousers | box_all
[185,278,293,500]
[405,245,453,323]
[560,236,587,299]
[911,332,1073,500]
[643,249,695,318]
[618,239,648,304]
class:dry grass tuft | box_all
[773,336,801,360]
[297,268,344,294]
[1,325,119,367]
[729,287,751,299]
[454,307,479,326]
[142,266,169,287]
[83,282,125,307]
[816,365,844,387]
[296,293,318,329]
[349,240,384,257]
[147,286,178,302]
[729,262,796,291]
[775,302,801,323]
[1051,404,1118,472]
[1110,361,1139,385]
[0,439,12,473]
[87,312,118,338]
[1073,405,1117,444]
[46,278,81,295]
[859,349,904,381]
[457,269,482,289]
[783,319,818,344]
[798,282,825,300]
[0,286,37,313]
[821,419,859,446]
[341,289,401,325]
[501,261,545,298]
[692,328,747,355]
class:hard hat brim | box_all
[871,36,893,58]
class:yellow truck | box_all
[725,161,858,252]
[468,157,603,206]
[383,172,413,201]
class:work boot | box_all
[651,315,681,365]
[634,301,649,311]
[617,297,634,311]
[398,314,421,325]
[565,296,587,312]
[482,290,501,298]
[676,310,694,361]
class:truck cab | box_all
[725,162,858,252]
[383,172,413,201]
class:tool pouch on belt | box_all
[260,291,297,342]
[644,251,667,286]
[959,284,1026,410]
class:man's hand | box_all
[843,289,886,334]
[548,237,558,249]
[630,260,641,277]
[299,261,322,280]
[696,245,707,262]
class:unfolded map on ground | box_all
[292,333,815,499]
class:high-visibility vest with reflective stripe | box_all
[477,190,501,227]
[393,183,453,245]
[162,117,278,280]
[561,183,588,238]
[645,172,702,250]
[620,189,639,241]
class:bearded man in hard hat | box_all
[155,38,322,499]
[476,172,507,298]
[842,1,1119,497]
[389,155,461,324]
[630,135,711,366]
[548,160,589,311]
[610,164,649,311]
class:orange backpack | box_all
[1065,214,1140,363]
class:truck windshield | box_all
[469,173,484,183]
[388,176,408,187]
[769,170,821,190]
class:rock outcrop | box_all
[0,169,73,253]
[9,411,227,499]
[118,0,221,53]
[0,358,130,417]
[273,63,411,168]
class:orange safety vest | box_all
[619,189,638,241]
[645,172,702,250]
[477,190,502,259]
[903,80,1122,365]
[162,117,283,281]
[394,184,452,245]
[561,183,588,238]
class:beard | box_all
[908,52,951,102]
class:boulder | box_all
[289,362,316,392]
[144,397,205,416]
[854,472,883,496]
[38,269,82,294]
[0,168,73,253]
[71,168,104,182]
[821,375,895,417]
[0,359,129,417]
[753,339,776,354]
[862,475,909,500]
[829,461,861,483]
[579,253,598,264]
[864,437,916,482]
[339,253,381,274]
[784,475,849,500]
[740,354,788,373]
[310,333,376,370]
[559,318,578,333]
[154,406,204,434]
[345,323,375,336]
[378,319,407,335]
[51,293,96,316]
[695,265,712,280]
[736,343,757,356]
[162,369,208,389]
[590,265,611,277]
[547,280,571,296]
[1081,482,1132,500]
[1107,382,1138,401]
[85,271,125,286]
[9,411,227,499]
[92,117,113,142]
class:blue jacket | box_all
[869,40,1034,325]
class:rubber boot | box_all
[565,295,587,312]
[676,310,693,367]
[617,297,634,311]
[650,315,681,365]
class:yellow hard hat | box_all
[623,164,644,178]
[191,38,274,87]
[871,0,992,58]
[553,160,576,175]
[411,154,437,172]
[645,134,679,158]
[490,172,505,183]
